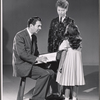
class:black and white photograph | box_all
[2,0,99,100]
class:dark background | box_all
[3,0,99,66]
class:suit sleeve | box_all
[15,34,37,64]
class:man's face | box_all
[31,21,42,34]
[57,6,68,18]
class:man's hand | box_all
[36,56,48,63]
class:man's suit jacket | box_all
[12,28,39,77]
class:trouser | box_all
[48,62,62,95]
[50,61,72,98]
[29,65,55,100]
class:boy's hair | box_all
[56,0,69,9]
[27,16,41,27]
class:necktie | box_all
[60,17,62,23]
[31,35,34,48]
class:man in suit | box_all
[12,16,55,100]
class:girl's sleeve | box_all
[59,40,69,51]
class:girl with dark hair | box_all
[56,24,85,100]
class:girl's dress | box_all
[56,39,85,86]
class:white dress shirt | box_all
[27,27,32,40]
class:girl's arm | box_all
[57,50,67,73]
[57,40,69,72]
[59,40,68,51]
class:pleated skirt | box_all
[56,48,85,86]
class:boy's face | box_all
[57,6,68,18]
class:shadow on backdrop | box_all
[3,27,12,65]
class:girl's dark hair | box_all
[27,16,41,27]
[64,24,82,49]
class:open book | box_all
[35,52,57,64]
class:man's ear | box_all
[30,24,33,27]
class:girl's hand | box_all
[57,68,62,73]
[59,68,62,73]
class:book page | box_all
[35,52,57,64]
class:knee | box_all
[40,70,50,78]
[47,70,55,78]
[41,69,55,79]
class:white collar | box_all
[59,15,66,22]
[27,27,32,40]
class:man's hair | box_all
[56,0,69,9]
[27,16,41,27]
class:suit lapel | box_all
[24,29,37,54]
[25,29,32,46]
